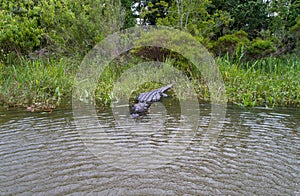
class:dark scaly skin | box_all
[136,84,173,103]
[132,102,150,113]
[131,84,173,118]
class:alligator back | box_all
[136,84,173,103]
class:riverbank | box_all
[0,55,299,111]
[0,57,77,111]
[218,55,300,107]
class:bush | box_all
[0,0,123,59]
[247,38,277,59]
[212,30,249,56]
[0,1,45,56]
[290,15,300,54]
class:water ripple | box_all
[0,106,299,195]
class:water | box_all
[0,104,299,195]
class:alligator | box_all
[131,84,173,117]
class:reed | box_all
[0,57,77,107]
[0,54,299,109]
[218,54,300,107]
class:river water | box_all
[0,104,299,195]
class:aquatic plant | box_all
[0,54,299,109]
[218,54,300,107]
[0,57,77,108]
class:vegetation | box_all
[219,54,300,107]
[0,56,77,109]
[0,0,299,110]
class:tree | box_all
[290,14,300,53]
[120,0,137,28]
[210,0,269,39]
[267,0,300,52]
[156,0,232,46]
[0,0,124,57]
[135,0,172,25]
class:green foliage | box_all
[1,0,300,109]
[135,0,171,25]
[120,0,137,29]
[94,57,210,106]
[291,15,300,35]
[0,57,77,106]
[209,0,269,39]
[0,0,45,55]
[156,0,233,42]
[88,53,300,108]
[0,0,123,58]
[290,14,300,54]
[131,28,210,81]
[219,55,300,107]
[212,30,249,56]
[2,0,299,59]
[264,0,300,53]
[208,0,300,54]
[247,38,277,59]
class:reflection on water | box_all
[0,105,299,195]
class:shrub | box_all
[0,1,45,56]
[0,0,123,59]
[247,38,277,59]
[290,15,300,54]
[212,30,249,56]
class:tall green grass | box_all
[218,55,300,107]
[0,54,299,109]
[0,57,77,107]
[94,58,209,106]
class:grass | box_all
[0,53,299,110]
[94,58,210,106]
[218,55,300,107]
[0,56,78,108]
